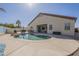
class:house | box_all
[28,13,77,36]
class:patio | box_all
[0,34,79,56]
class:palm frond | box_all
[0,8,6,13]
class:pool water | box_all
[0,44,6,56]
[16,34,50,40]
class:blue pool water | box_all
[18,34,28,39]
[16,33,50,40]
[0,43,6,56]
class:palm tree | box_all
[16,20,21,28]
[0,8,6,13]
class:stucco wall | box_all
[28,14,75,36]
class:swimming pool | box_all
[16,33,50,40]
[0,43,6,56]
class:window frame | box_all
[49,24,52,30]
[64,23,70,30]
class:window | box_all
[49,25,52,30]
[64,23,70,30]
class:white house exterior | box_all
[28,13,77,36]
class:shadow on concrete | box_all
[52,35,75,40]
[33,33,76,40]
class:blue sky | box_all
[0,3,79,27]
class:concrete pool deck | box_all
[0,34,79,56]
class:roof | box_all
[28,12,77,25]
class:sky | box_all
[0,3,79,27]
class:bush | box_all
[14,30,17,33]
[53,31,61,35]
[0,23,18,28]
[4,24,16,28]
[75,28,78,33]
[21,30,26,32]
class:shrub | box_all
[14,30,17,33]
[75,28,78,33]
[21,30,26,32]
[53,31,61,35]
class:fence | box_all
[75,33,79,39]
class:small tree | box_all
[16,20,21,28]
